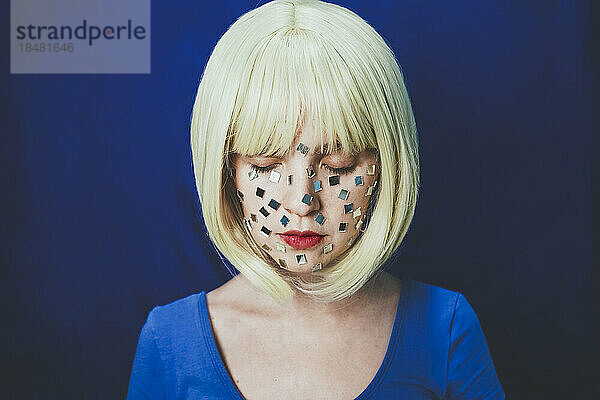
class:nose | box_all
[281,166,321,217]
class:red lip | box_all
[278,230,325,250]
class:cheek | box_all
[234,170,283,245]
[323,170,377,246]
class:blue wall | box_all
[2,1,598,398]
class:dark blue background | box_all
[2,1,598,399]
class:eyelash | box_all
[250,164,355,175]
[324,165,355,175]
[250,164,277,174]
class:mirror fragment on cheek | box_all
[355,176,363,186]
[312,263,322,272]
[314,180,322,192]
[250,213,257,222]
[323,243,333,254]
[344,203,353,214]
[276,243,286,253]
[355,219,363,231]
[269,171,281,183]
[306,167,315,178]
[268,199,281,211]
[346,236,355,246]
[328,175,340,186]
[262,244,271,251]
[248,170,258,181]
[260,226,272,237]
[256,187,265,198]
[366,164,376,175]
[301,194,313,205]
[365,186,374,196]
[314,213,326,225]
[280,215,290,226]
[259,207,270,218]
[338,189,349,200]
[353,207,361,218]
[338,222,347,232]
[287,175,293,185]
[296,254,307,264]
[278,259,287,269]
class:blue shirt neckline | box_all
[195,276,412,400]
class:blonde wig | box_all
[190,0,419,303]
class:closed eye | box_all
[324,164,356,175]
[250,164,278,174]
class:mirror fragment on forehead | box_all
[312,263,322,272]
[287,175,293,185]
[315,213,326,225]
[256,187,265,198]
[269,170,281,183]
[323,243,333,254]
[328,175,340,186]
[344,203,353,214]
[259,207,270,218]
[301,194,313,205]
[306,167,315,178]
[338,189,349,200]
[314,180,322,192]
[260,226,272,237]
[367,164,376,175]
[338,222,347,232]
[296,143,309,155]
[280,215,290,226]
[296,254,307,264]
[278,259,287,269]
[355,219,363,231]
[353,207,362,218]
[268,199,281,211]
[248,170,258,181]
[261,244,271,251]
[276,243,286,253]
[355,176,364,186]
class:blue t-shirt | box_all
[127,277,505,399]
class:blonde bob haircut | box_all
[191,0,419,304]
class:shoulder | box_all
[402,279,505,399]
[405,279,486,336]
[145,292,205,340]
[405,278,465,322]
[399,278,477,359]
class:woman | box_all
[127,1,505,399]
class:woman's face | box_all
[232,122,379,273]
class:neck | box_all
[232,270,396,323]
